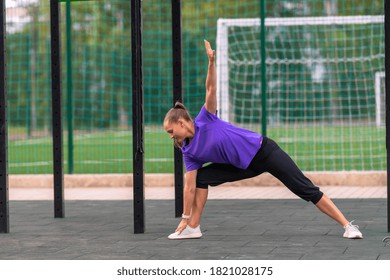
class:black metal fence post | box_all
[50,0,65,218]
[171,0,184,218]
[0,0,9,233]
[131,0,145,234]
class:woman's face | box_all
[164,119,187,145]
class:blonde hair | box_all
[164,101,193,124]
[164,101,193,148]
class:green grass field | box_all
[8,126,386,174]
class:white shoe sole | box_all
[343,234,363,239]
[168,231,202,240]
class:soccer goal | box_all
[216,15,385,171]
[216,15,384,126]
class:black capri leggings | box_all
[196,137,324,204]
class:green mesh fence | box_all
[5,0,385,174]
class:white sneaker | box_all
[343,221,363,239]
[168,225,202,240]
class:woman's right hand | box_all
[175,218,189,234]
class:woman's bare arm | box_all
[175,169,198,233]
[204,40,217,114]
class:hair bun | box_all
[174,101,185,109]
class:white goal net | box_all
[216,15,385,171]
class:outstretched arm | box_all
[175,169,197,233]
[204,40,217,114]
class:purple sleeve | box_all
[181,106,215,171]
[196,106,218,123]
[183,153,204,171]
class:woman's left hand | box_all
[204,39,215,62]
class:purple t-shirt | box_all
[181,106,263,171]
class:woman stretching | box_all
[163,40,363,240]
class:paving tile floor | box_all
[1,198,389,260]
